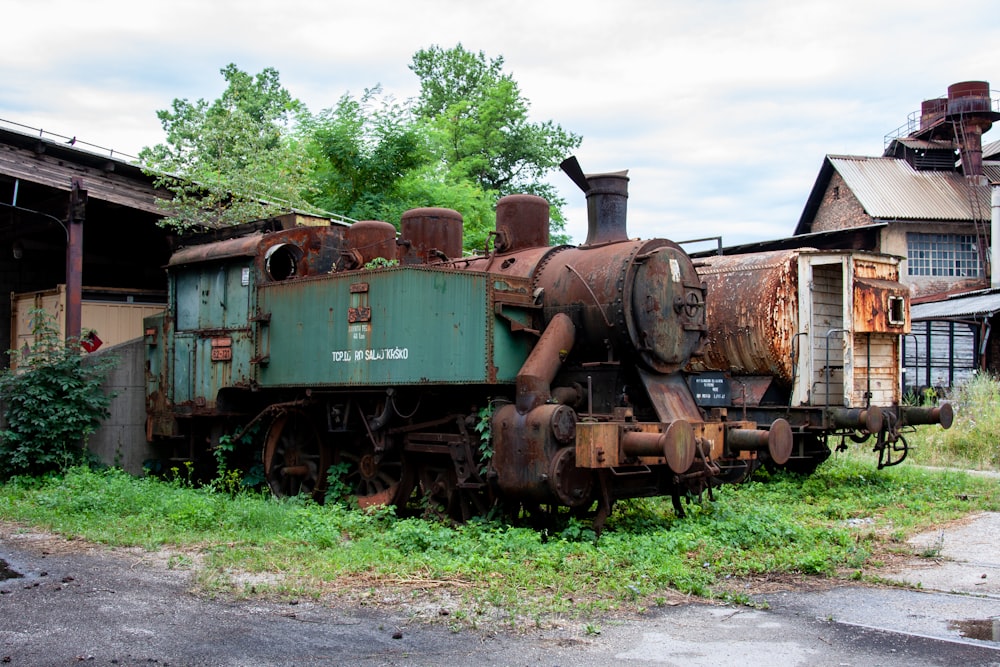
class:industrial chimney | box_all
[946,81,1000,181]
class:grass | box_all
[1,375,997,630]
[904,372,1000,471]
[1,456,996,629]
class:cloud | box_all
[3,0,999,246]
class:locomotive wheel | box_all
[417,462,488,522]
[335,444,414,509]
[548,447,594,508]
[263,410,328,502]
[766,435,831,476]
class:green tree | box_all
[303,85,498,252]
[410,44,582,241]
[304,86,426,222]
[140,64,320,230]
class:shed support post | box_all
[66,178,86,343]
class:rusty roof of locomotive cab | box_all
[168,233,265,266]
[168,225,346,268]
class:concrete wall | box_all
[86,337,155,474]
[885,222,987,298]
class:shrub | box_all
[0,310,118,479]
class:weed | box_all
[475,401,505,476]
[918,531,945,558]
[363,257,399,270]
[905,372,1000,471]
[167,554,193,570]
[323,461,353,505]
[0,310,117,479]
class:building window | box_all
[906,232,981,277]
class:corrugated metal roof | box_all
[983,139,1000,160]
[891,138,956,151]
[985,162,1000,181]
[912,289,1000,320]
[829,156,992,221]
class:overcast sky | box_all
[3,0,999,247]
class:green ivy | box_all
[0,310,118,479]
[475,402,497,476]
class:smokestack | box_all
[583,170,630,246]
[560,156,631,246]
[919,97,947,131]
[947,81,997,180]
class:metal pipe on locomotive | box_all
[144,158,808,526]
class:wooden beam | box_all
[0,143,168,216]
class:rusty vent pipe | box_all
[515,312,576,414]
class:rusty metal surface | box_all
[851,254,909,334]
[458,245,560,280]
[947,81,994,114]
[829,407,883,433]
[515,313,575,413]
[727,419,792,465]
[622,421,695,473]
[170,234,264,267]
[853,278,908,333]
[65,178,85,341]
[400,207,463,264]
[258,226,346,278]
[492,403,562,502]
[637,369,705,423]
[901,403,954,428]
[581,170,630,246]
[169,226,348,280]
[535,239,706,373]
[548,446,593,507]
[495,194,549,252]
[344,220,397,267]
[691,249,800,383]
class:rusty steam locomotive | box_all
[143,157,949,525]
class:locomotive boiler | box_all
[143,158,790,526]
[689,248,953,472]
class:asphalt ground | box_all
[0,513,998,666]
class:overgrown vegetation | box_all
[0,310,117,480]
[1,371,996,628]
[0,457,995,628]
[903,372,1000,471]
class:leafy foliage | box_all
[140,64,322,230]
[410,44,582,243]
[0,310,117,479]
[304,86,427,222]
[410,45,580,195]
[140,50,582,248]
